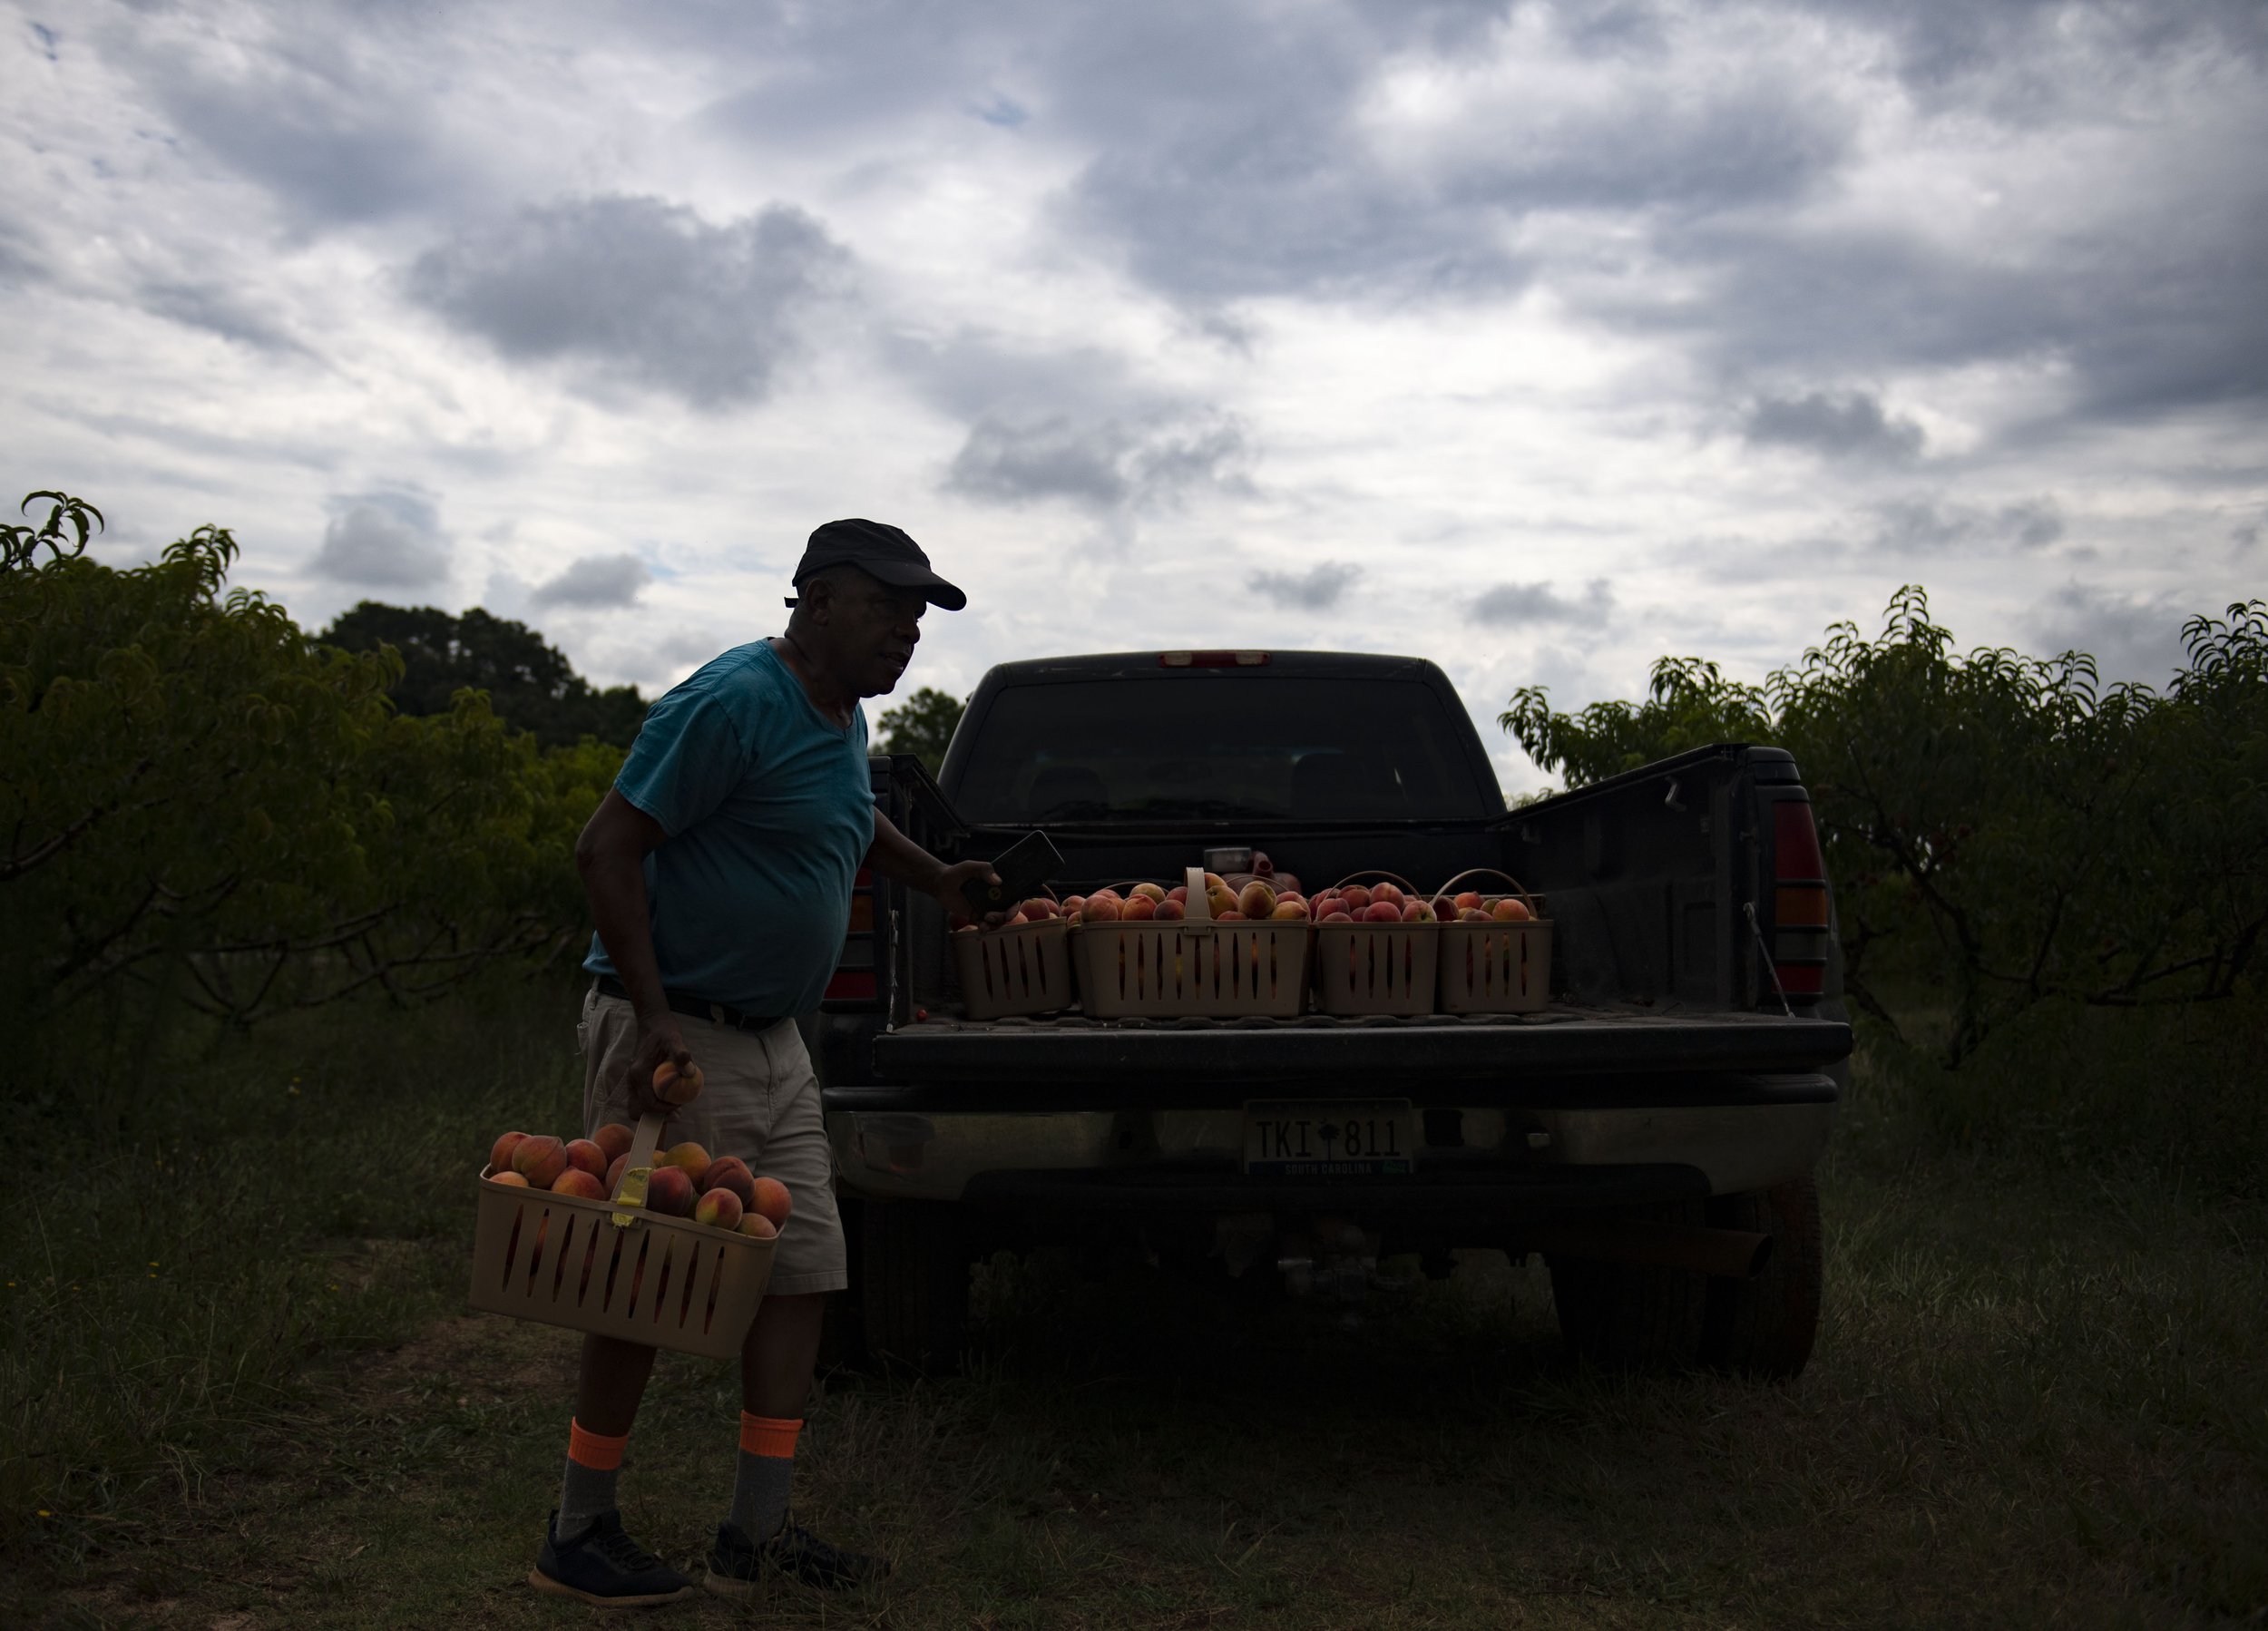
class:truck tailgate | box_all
[859,1006,1849,1100]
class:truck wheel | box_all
[859,1199,969,1373]
[1547,1202,1709,1372]
[1699,1176,1822,1381]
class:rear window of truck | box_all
[953,678,1489,822]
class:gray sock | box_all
[728,1448,797,1542]
[558,1456,621,1543]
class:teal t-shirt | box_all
[582,640,874,1015]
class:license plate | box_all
[1243,1099,1416,1177]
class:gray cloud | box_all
[531,552,652,610]
[310,493,449,589]
[1745,391,1924,461]
[1867,497,2063,553]
[2024,582,2199,689]
[1248,562,1361,610]
[406,195,850,409]
[1467,580,1615,628]
[140,279,311,356]
[945,410,1246,512]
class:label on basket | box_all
[1242,1099,1416,1177]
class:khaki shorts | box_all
[578,986,849,1296]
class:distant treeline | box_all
[320,601,650,751]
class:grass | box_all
[3,972,2263,1627]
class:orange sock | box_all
[559,1418,629,1539]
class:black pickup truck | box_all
[806,650,1849,1376]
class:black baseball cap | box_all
[787,518,966,611]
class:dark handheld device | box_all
[963,830,1065,916]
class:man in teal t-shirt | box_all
[533,520,994,1608]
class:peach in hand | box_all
[651,1060,704,1106]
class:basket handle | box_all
[1433,867,1540,913]
[609,1108,670,1227]
[1325,869,1420,894]
[1184,866,1213,924]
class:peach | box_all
[490,1170,531,1188]
[1237,881,1276,918]
[749,1177,793,1226]
[652,1060,704,1106]
[489,1130,529,1174]
[1153,898,1186,921]
[1491,897,1533,922]
[1432,897,1457,920]
[1372,882,1405,907]
[1401,901,1437,923]
[1339,884,1372,913]
[1084,895,1122,922]
[1166,885,1188,903]
[1122,894,1157,921]
[1130,882,1168,903]
[1202,872,1227,893]
[1061,894,1087,916]
[662,1141,712,1188]
[1271,900,1310,921]
[644,1166,695,1217]
[704,1156,757,1208]
[513,1135,570,1189]
[1022,897,1059,919]
[1322,909,1356,923]
[1006,912,1031,925]
[552,1169,606,1201]
[1364,901,1403,923]
[592,1123,634,1166]
[1216,909,1246,921]
[736,1213,778,1241]
[1454,891,1484,913]
[604,1154,631,1195]
[1459,906,1494,923]
[1273,872,1301,895]
[694,1187,743,1230]
[563,1138,608,1178]
[1204,884,1239,919]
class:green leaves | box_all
[0,493,627,1035]
[876,685,967,774]
[1504,586,2268,1065]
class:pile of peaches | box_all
[954,871,1534,929]
[485,1124,791,1241]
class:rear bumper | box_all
[826,1074,1836,1211]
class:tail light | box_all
[826,867,883,1010]
[1770,799,1830,999]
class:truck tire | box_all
[858,1199,969,1373]
[1699,1176,1822,1381]
[1547,1201,1709,1372]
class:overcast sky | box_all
[5,0,2262,795]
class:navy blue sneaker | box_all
[704,1518,888,1597]
[530,1509,696,1607]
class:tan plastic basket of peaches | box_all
[1432,867,1553,1014]
[470,1097,784,1360]
[1070,866,1312,1018]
